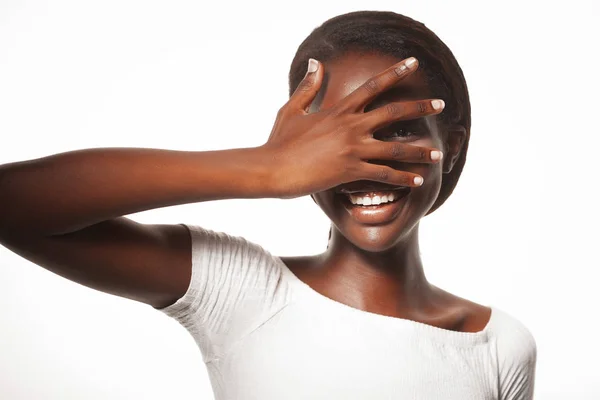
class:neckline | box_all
[273,255,494,347]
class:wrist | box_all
[239,145,281,199]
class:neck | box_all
[316,223,434,313]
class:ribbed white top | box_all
[158,224,537,400]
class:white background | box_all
[0,0,598,398]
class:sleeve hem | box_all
[153,223,196,318]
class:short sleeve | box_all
[494,310,538,400]
[155,224,291,362]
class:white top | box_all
[157,224,537,400]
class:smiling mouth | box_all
[336,188,411,210]
[336,188,410,225]
[342,189,409,206]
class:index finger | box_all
[338,57,419,113]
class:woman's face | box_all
[310,52,448,252]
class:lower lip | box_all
[337,190,410,225]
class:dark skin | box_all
[0,53,489,336]
[280,52,492,333]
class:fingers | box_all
[338,57,419,113]
[357,162,425,188]
[288,58,324,113]
[357,139,443,164]
[359,98,445,132]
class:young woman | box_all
[0,10,536,400]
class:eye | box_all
[390,128,415,137]
[378,127,418,141]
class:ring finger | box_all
[357,138,443,164]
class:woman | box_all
[0,10,536,400]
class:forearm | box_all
[0,146,274,236]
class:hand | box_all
[262,56,445,199]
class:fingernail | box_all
[431,150,443,161]
[307,58,319,73]
[414,176,423,186]
[395,57,417,76]
[431,99,445,110]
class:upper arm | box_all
[0,217,191,308]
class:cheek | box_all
[418,135,445,159]
[384,138,442,189]
[412,136,436,147]
[312,191,335,209]
[412,138,444,188]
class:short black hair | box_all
[288,10,471,216]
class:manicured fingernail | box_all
[431,150,443,161]
[405,57,417,68]
[414,176,423,186]
[307,58,319,73]
[431,99,445,110]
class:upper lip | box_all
[334,182,411,194]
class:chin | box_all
[316,181,441,252]
[338,187,419,239]
[339,223,416,253]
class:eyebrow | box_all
[387,117,428,128]
[386,83,426,96]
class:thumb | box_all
[289,58,323,113]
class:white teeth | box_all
[347,191,400,206]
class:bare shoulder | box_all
[429,285,493,333]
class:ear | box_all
[442,124,467,174]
